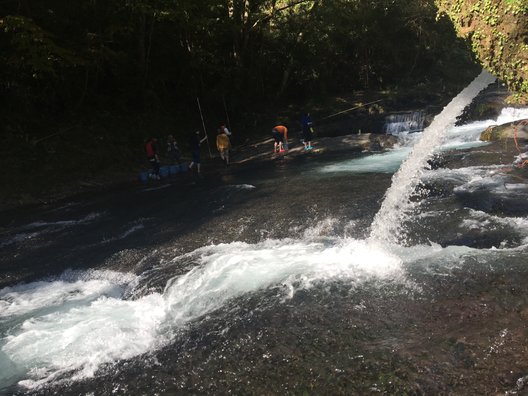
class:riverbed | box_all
[1,107,528,395]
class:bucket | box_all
[159,166,170,178]
[138,171,149,183]
[169,165,179,175]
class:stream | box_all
[1,76,528,394]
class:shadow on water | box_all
[0,150,391,288]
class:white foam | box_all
[163,238,403,327]
[496,107,528,125]
[227,184,256,190]
[0,235,402,389]
[1,213,104,249]
[461,209,528,244]
[100,220,148,244]
[0,270,137,319]
[3,292,167,388]
[22,212,102,231]
[420,165,508,194]
[504,183,528,191]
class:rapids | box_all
[1,76,528,394]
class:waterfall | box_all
[384,111,425,135]
[369,69,496,244]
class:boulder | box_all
[480,119,528,142]
[347,133,399,151]
[377,134,398,149]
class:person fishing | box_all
[219,123,231,137]
[272,125,288,153]
[145,137,160,180]
[301,113,314,150]
[216,127,231,166]
[166,134,181,165]
[188,130,208,174]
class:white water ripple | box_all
[0,236,403,390]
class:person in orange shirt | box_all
[272,125,288,152]
[216,127,231,166]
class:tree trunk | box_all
[138,12,147,76]
[277,1,319,97]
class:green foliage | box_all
[0,0,481,147]
[1,15,81,78]
[435,0,528,104]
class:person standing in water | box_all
[301,113,314,150]
[216,127,231,166]
[166,134,181,165]
[188,130,208,174]
[145,137,160,179]
[272,125,288,153]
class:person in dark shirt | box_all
[167,134,181,165]
[301,113,314,150]
[188,130,207,173]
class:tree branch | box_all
[249,0,316,30]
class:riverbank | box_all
[0,83,510,211]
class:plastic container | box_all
[159,166,170,178]
[138,171,149,183]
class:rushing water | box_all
[369,70,497,244]
[384,110,425,135]
[1,76,528,394]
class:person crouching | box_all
[272,125,288,153]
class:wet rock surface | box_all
[29,263,528,396]
[2,120,528,395]
[480,119,528,142]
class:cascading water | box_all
[369,69,497,244]
[384,110,425,135]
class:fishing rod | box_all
[222,95,232,133]
[319,99,384,121]
[196,97,213,158]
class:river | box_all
[1,87,528,394]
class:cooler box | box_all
[159,166,170,178]
[138,171,149,183]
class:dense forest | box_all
[0,0,487,203]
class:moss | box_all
[435,0,528,104]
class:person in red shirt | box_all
[145,137,160,179]
[272,125,288,153]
